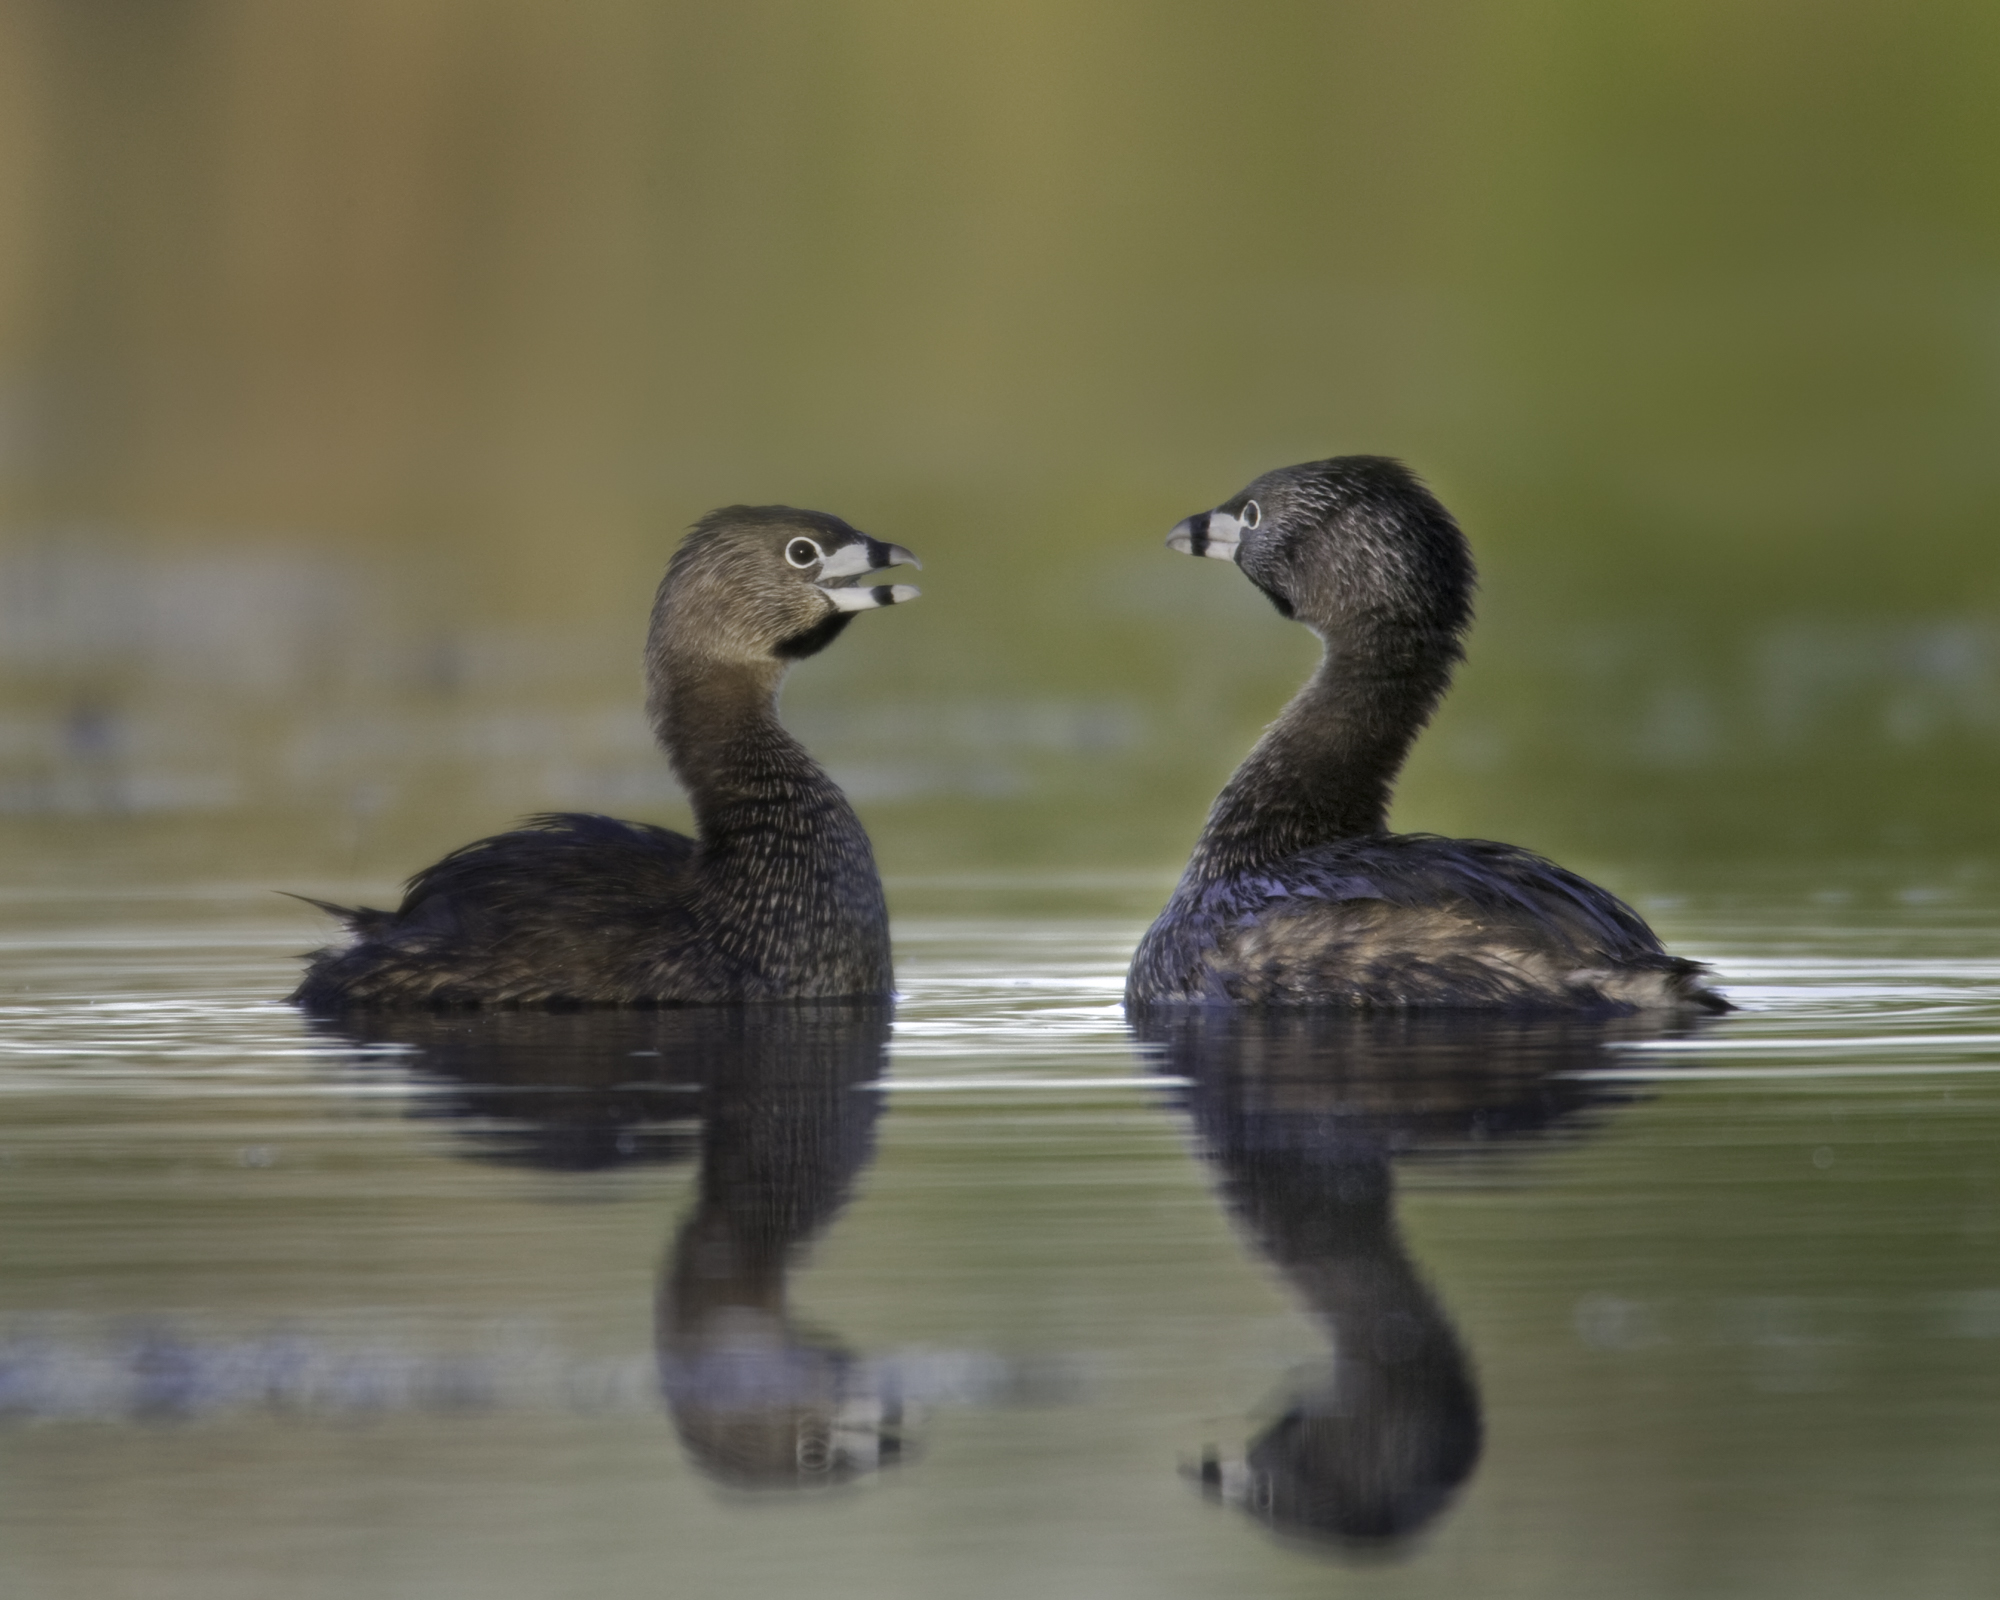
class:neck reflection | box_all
[309,1003,897,1489]
[1137,1008,1691,1553]
[654,1007,895,1489]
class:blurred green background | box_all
[2,0,1997,890]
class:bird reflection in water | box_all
[1135,1008,1694,1553]
[307,1002,901,1489]
[655,1004,899,1489]
[317,1007,713,1170]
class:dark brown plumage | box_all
[291,507,918,1009]
[1127,457,1726,1012]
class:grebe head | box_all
[1167,456,1471,643]
[655,506,920,669]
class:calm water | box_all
[3,870,1997,1599]
[6,5,1999,1593]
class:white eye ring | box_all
[1239,500,1261,530]
[784,537,824,569]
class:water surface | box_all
[4,873,1997,1599]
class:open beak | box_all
[1185,1447,1256,1506]
[819,537,921,611]
[1166,510,1245,562]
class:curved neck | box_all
[648,655,887,994]
[649,656,859,852]
[1183,626,1456,885]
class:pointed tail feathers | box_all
[278,891,397,941]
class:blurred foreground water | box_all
[3,869,1998,1599]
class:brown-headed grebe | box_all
[1126,457,1725,1013]
[292,507,918,1009]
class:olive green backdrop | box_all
[3,0,1997,886]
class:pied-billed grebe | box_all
[292,506,918,1009]
[1126,457,1725,1012]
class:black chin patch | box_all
[1250,577,1296,619]
[774,610,855,660]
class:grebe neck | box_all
[1182,626,1457,886]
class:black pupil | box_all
[790,541,816,564]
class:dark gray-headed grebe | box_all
[293,506,918,1009]
[1127,457,1725,1013]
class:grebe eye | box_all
[1239,501,1261,530]
[785,537,823,568]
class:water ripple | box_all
[5,902,2000,1098]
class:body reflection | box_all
[310,1004,898,1488]
[1137,1010,1679,1552]
[314,1008,712,1170]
